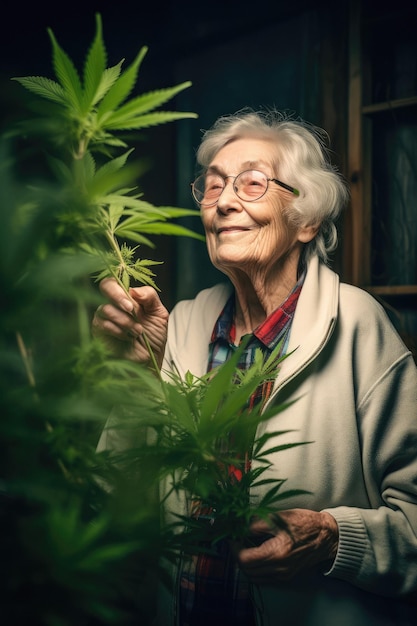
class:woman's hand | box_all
[235,509,339,583]
[92,278,169,369]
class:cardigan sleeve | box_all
[324,348,417,598]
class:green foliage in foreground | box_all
[10,12,204,293]
[0,13,307,626]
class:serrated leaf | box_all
[47,27,83,113]
[134,259,163,268]
[155,206,203,219]
[104,111,198,131]
[108,203,125,231]
[97,149,134,175]
[94,267,115,282]
[11,76,67,106]
[127,268,159,289]
[114,229,155,247]
[82,13,107,112]
[127,222,205,241]
[97,47,148,118]
[130,265,155,277]
[113,216,164,234]
[97,134,128,149]
[103,82,193,125]
[92,62,124,108]
[102,197,163,212]
[87,164,140,198]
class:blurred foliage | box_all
[0,13,305,625]
[0,13,200,625]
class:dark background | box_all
[1,1,415,316]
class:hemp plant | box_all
[11,13,203,300]
[1,13,308,626]
[121,339,311,552]
[1,13,206,625]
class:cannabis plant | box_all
[10,12,204,294]
[114,340,310,551]
[1,13,203,626]
[0,13,307,626]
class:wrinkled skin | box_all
[92,278,169,370]
[234,509,339,583]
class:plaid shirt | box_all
[179,275,305,626]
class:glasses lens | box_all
[193,173,224,205]
[235,170,268,201]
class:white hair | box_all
[195,108,350,264]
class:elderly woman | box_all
[93,110,417,626]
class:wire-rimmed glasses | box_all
[191,169,299,207]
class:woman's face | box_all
[200,138,314,276]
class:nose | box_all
[216,177,242,212]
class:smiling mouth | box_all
[217,227,251,234]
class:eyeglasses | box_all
[190,169,299,207]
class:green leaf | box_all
[108,203,125,231]
[47,27,83,113]
[113,229,155,247]
[198,343,246,424]
[103,201,169,219]
[136,259,163,268]
[121,269,130,290]
[258,488,312,508]
[11,76,67,106]
[104,110,198,131]
[257,441,312,458]
[87,167,141,199]
[127,270,158,290]
[92,62,124,109]
[97,47,148,118]
[252,430,297,456]
[91,149,135,187]
[72,151,97,186]
[103,82,193,125]
[155,206,203,219]
[127,222,205,241]
[82,13,107,112]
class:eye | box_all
[238,170,268,197]
[205,175,223,191]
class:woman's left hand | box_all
[235,509,339,583]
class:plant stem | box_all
[104,229,162,378]
[141,331,162,380]
[16,331,72,480]
[16,331,36,388]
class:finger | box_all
[238,533,292,566]
[249,517,275,533]
[130,286,167,315]
[94,303,143,338]
[100,278,135,314]
[93,315,135,341]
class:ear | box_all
[297,224,319,244]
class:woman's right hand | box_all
[92,278,169,370]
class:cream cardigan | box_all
[156,255,417,626]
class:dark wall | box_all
[171,4,348,301]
